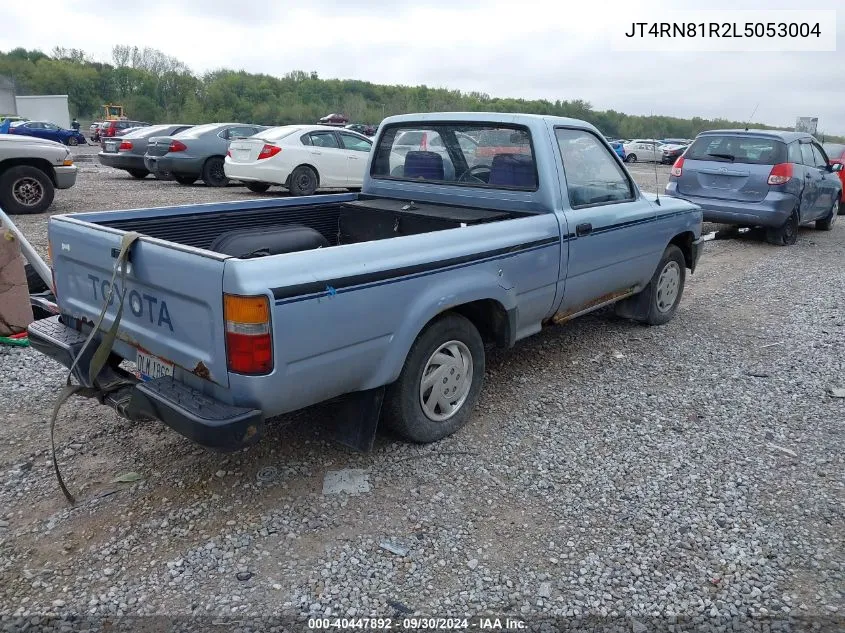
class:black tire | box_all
[0,165,55,215]
[202,156,228,187]
[246,182,271,193]
[816,200,838,231]
[66,136,78,146]
[838,201,845,216]
[766,209,799,246]
[127,168,149,179]
[174,174,197,185]
[617,244,686,326]
[25,263,50,294]
[383,313,485,444]
[626,154,637,163]
[288,166,318,196]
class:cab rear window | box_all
[685,135,786,165]
[371,123,538,191]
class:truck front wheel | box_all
[0,165,55,215]
[384,313,485,443]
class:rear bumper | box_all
[665,183,797,228]
[98,152,146,171]
[54,165,78,190]
[224,160,291,185]
[144,154,206,176]
[27,315,265,451]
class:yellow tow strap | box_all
[50,231,141,505]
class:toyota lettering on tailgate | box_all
[87,274,174,331]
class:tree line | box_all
[1,46,841,142]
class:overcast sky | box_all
[3,0,843,134]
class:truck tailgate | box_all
[49,218,229,387]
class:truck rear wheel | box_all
[384,313,485,443]
[0,165,55,215]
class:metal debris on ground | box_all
[111,472,144,483]
[827,387,845,398]
[256,466,279,483]
[379,541,409,557]
[322,468,371,495]
[767,443,798,458]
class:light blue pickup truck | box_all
[28,112,703,452]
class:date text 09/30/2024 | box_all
[307,617,526,630]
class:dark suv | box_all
[665,129,843,246]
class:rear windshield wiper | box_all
[706,153,735,162]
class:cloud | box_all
[2,0,842,133]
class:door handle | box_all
[576,222,593,236]
[311,150,322,155]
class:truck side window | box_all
[556,128,634,208]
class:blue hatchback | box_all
[665,129,843,246]
[8,120,87,146]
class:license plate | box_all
[136,350,174,382]
[235,149,250,161]
[105,142,118,152]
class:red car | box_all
[823,143,845,211]
[474,128,532,159]
[99,119,150,140]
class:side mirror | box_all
[831,163,843,172]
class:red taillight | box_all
[257,144,281,160]
[670,156,684,178]
[118,140,132,151]
[767,163,793,186]
[223,294,273,375]
[168,140,187,153]
[226,149,231,157]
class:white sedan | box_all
[224,124,373,195]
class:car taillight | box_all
[223,294,273,375]
[257,144,281,160]
[119,141,132,151]
[670,156,684,178]
[226,149,231,157]
[169,140,187,152]
[767,163,793,186]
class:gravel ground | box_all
[0,150,843,632]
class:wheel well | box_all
[447,299,513,348]
[670,231,696,269]
[0,158,56,186]
[285,164,320,188]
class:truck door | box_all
[553,127,659,316]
